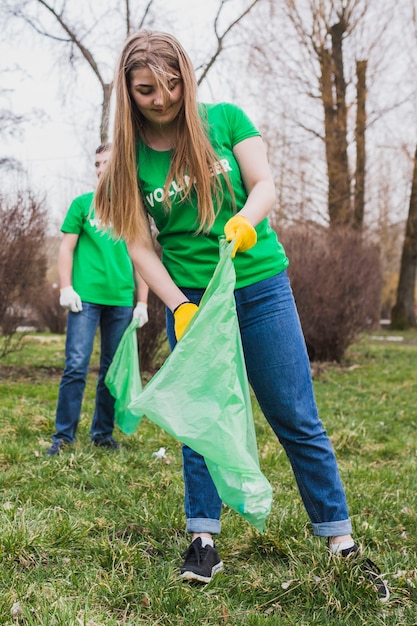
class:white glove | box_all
[60,286,83,313]
[133,301,148,327]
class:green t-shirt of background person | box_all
[61,192,135,306]
[136,102,289,290]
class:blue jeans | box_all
[166,271,352,538]
[52,302,133,444]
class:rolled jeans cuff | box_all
[312,518,352,537]
[186,517,221,535]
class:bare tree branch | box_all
[138,0,154,30]
[36,0,105,88]
[126,0,131,34]
[11,12,70,42]
[197,0,262,85]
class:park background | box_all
[1,1,417,624]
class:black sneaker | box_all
[46,439,65,456]
[179,537,223,583]
[92,437,119,450]
[340,544,390,602]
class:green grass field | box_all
[1,330,416,625]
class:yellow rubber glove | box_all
[173,302,199,340]
[224,215,257,258]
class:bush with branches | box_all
[138,289,168,376]
[31,281,68,334]
[0,190,48,357]
[136,238,169,375]
[280,225,382,362]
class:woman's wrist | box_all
[172,301,191,314]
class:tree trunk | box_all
[391,144,417,329]
[320,45,339,225]
[100,83,113,144]
[319,21,351,228]
[354,60,367,230]
[329,21,351,227]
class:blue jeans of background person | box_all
[166,270,352,538]
[52,302,132,445]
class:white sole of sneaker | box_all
[179,560,224,584]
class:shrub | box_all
[31,281,68,334]
[279,225,382,362]
[137,238,169,375]
[0,190,47,356]
[138,289,168,375]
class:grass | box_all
[1,329,417,625]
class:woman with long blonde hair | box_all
[94,30,388,600]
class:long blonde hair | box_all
[94,30,227,243]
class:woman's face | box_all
[129,67,183,127]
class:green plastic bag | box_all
[120,239,273,532]
[105,317,144,434]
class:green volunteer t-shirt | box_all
[136,101,289,289]
[61,192,135,306]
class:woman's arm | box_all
[232,135,276,225]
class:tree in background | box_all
[354,58,367,230]
[391,145,417,329]
[244,0,403,233]
[4,0,261,143]
[3,0,156,143]
[0,69,25,143]
[0,67,34,176]
[281,0,378,228]
[390,2,417,329]
[241,0,391,358]
[0,58,53,355]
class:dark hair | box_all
[95,143,112,154]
